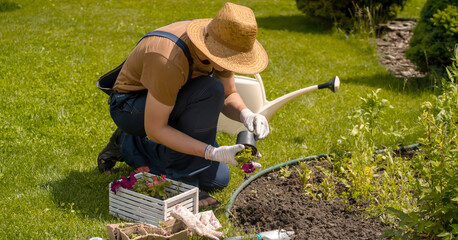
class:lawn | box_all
[0,0,433,239]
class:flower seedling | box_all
[235,147,257,165]
[111,166,178,199]
[236,147,258,174]
[134,167,174,199]
[236,147,259,179]
[110,172,137,194]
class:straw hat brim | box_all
[187,19,268,75]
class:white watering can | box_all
[217,74,340,134]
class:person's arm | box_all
[144,91,207,157]
[214,70,247,121]
[214,70,270,140]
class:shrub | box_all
[295,0,407,31]
[406,0,458,74]
[385,48,458,240]
[0,1,21,12]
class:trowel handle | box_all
[224,234,259,240]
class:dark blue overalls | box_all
[97,30,230,191]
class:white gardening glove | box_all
[171,205,223,240]
[204,144,244,166]
[240,109,269,140]
[252,151,262,168]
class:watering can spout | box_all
[318,76,340,92]
[260,75,340,121]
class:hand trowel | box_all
[224,229,295,240]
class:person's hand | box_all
[171,205,223,240]
[204,144,244,166]
[240,109,269,140]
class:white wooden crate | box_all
[109,172,199,226]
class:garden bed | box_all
[230,159,390,240]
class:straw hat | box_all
[187,2,268,75]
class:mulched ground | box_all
[231,160,389,240]
[377,20,425,79]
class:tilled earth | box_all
[231,160,389,240]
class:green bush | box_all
[385,48,458,240]
[295,0,407,30]
[406,0,458,74]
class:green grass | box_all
[397,0,427,19]
[0,0,431,239]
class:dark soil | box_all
[231,160,389,240]
[230,147,420,239]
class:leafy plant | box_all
[385,49,458,239]
[111,166,177,200]
[297,161,337,201]
[278,165,292,179]
[297,162,312,190]
[295,0,407,32]
[133,168,174,199]
[406,0,458,74]
[0,0,21,12]
[236,147,259,178]
[235,147,257,165]
[332,88,419,221]
[338,89,393,202]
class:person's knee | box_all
[199,162,230,191]
[213,163,230,190]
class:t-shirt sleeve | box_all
[140,52,187,106]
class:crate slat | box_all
[109,196,165,219]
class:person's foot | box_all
[199,191,221,208]
[97,128,123,174]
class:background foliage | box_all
[406,0,458,74]
[295,0,407,31]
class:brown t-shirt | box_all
[113,20,213,106]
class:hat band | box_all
[206,24,252,53]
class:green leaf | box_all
[450,224,458,234]
[437,231,451,237]
[380,229,395,238]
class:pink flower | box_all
[135,166,150,173]
[111,179,122,194]
[153,176,160,185]
[118,172,137,189]
[242,163,256,173]
[160,174,168,182]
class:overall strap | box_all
[141,30,194,80]
[96,30,194,95]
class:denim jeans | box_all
[109,76,230,191]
